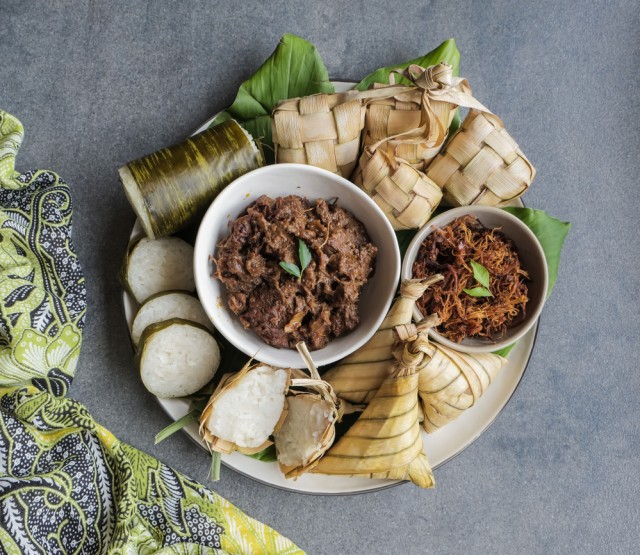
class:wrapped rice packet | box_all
[271,85,413,178]
[352,63,491,230]
[274,343,358,479]
[426,109,536,207]
[358,63,484,171]
[324,276,443,403]
[410,317,507,433]
[312,329,436,489]
[199,362,291,455]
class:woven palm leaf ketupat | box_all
[199,362,291,456]
[312,329,436,488]
[352,64,491,229]
[426,109,536,206]
[271,85,411,178]
[272,94,366,178]
[360,63,477,171]
[354,145,444,230]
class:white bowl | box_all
[401,206,548,353]
[194,164,400,368]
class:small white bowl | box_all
[401,206,548,353]
[194,163,400,368]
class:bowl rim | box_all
[400,205,548,354]
[193,163,401,367]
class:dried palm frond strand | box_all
[426,109,536,206]
[312,330,436,488]
[323,276,443,404]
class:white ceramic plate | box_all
[122,81,538,494]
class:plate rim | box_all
[121,79,539,494]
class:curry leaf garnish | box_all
[298,239,312,273]
[470,259,491,289]
[463,259,492,297]
[278,261,301,279]
[463,286,493,297]
[279,239,311,281]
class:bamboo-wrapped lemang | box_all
[120,119,264,239]
[323,276,444,404]
[312,327,436,488]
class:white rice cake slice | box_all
[139,319,220,398]
[131,291,214,346]
[126,237,194,304]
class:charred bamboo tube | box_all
[120,119,264,239]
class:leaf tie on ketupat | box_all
[323,276,443,404]
[312,326,436,489]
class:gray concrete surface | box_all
[2,0,639,553]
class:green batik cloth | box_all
[0,111,303,555]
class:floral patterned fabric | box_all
[0,111,303,554]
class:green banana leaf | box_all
[246,445,277,462]
[355,38,460,90]
[502,207,571,297]
[210,34,335,162]
[496,207,570,358]
[354,38,461,132]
